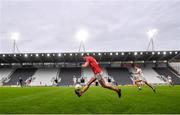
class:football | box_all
[75,84,82,91]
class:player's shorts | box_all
[168,80,172,83]
[134,76,146,81]
[93,72,103,81]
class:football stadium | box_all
[0,0,180,114]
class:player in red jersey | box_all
[75,54,121,98]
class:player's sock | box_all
[117,88,121,98]
[153,87,156,93]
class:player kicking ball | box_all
[132,65,156,93]
[75,54,121,98]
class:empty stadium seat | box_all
[141,67,165,84]
[153,67,180,85]
[30,68,59,86]
[4,68,37,85]
[58,68,81,86]
[106,67,133,85]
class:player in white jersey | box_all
[167,75,174,86]
[132,65,156,92]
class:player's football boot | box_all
[75,89,81,97]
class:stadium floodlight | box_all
[98,53,101,56]
[14,54,16,57]
[175,52,178,54]
[147,29,158,39]
[93,53,95,55]
[152,52,155,55]
[47,54,50,57]
[58,53,61,57]
[3,55,5,57]
[121,52,124,55]
[163,52,166,55]
[158,52,160,55]
[76,29,89,42]
[110,53,113,56]
[169,52,172,54]
[10,32,20,40]
[24,54,28,57]
[115,52,118,55]
[147,29,158,51]
[10,32,21,53]
[134,52,137,56]
[36,54,39,57]
[76,29,89,52]
[70,53,73,56]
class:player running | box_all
[132,65,156,92]
[18,77,23,88]
[167,75,174,86]
[75,54,121,98]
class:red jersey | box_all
[85,56,102,74]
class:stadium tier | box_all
[106,67,133,85]
[141,67,165,84]
[3,68,37,85]
[0,68,14,85]
[153,67,180,85]
[58,68,81,86]
[30,68,59,86]
[169,62,180,75]
[0,51,180,86]
[81,67,110,84]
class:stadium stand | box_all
[81,67,111,84]
[169,62,180,75]
[0,68,14,85]
[82,67,94,78]
[141,67,165,84]
[58,68,81,86]
[4,68,37,85]
[81,67,94,84]
[153,67,180,85]
[106,67,133,85]
[30,68,59,86]
[0,51,179,86]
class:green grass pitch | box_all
[0,85,180,114]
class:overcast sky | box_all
[0,0,180,53]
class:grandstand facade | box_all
[0,51,180,86]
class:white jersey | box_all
[167,76,172,82]
[134,68,145,81]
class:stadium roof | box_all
[0,50,179,64]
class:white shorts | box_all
[93,72,103,81]
[134,75,146,81]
